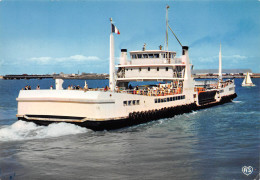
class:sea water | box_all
[0,78,259,180]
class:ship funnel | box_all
[182,46,191,79]
[182,45,194,92]
[120,49,127,65]
[182,46,189,55]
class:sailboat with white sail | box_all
[242,72,255,87]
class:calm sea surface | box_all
[0,78,259,180]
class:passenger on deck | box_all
[28,86,31,90]
[115,86,119,92]
[50,85,53,90]
[36,85,40,90]
[129,84,133,90]
[84,83,88,91]
[136,86,139,90]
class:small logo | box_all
[242,166,253,176]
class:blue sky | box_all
[0,0,259,75]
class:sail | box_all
[242,77,246,85]
[246,72,253,84]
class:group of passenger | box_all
[67,85,82,90]
[24,85,32,90]
[67,83,89,91]
[23,85,40,90]
[22,85,55,90]
[22,82,182,96]
[125,83,182,96]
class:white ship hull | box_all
[17,83,236,130]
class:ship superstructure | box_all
[16,6,237,130]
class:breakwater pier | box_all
[1,73,260,80]
[2,74,54,80]
[1,73,109,80]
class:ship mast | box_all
[109,18,115,91]
[219,43,222,81]
[166,5,170,51]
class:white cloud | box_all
[197,54,247,63]
[30,55,100,64]
[223,55,247,59]
[30,57,52,64]
[69,55,99,61]
[197,56,217,63]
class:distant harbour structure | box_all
[192,69,253,75]
[2,69,258,80]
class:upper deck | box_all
[117,50,184,68]
[115,48,188,82]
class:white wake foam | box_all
[0,120,88,142]
[232,100,242,103]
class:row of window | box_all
[123,100,140,106]
[126,67,169,72]
[155,95,185,103]
[131,53,175,59]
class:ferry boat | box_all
[16,6,237,130]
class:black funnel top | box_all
[182,46,189,50]
[182,46,189,55]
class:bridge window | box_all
[132,54,137,59]
[137,54,142,58]
[154,54,159,58]
[162,53,166,58]
[143,54,148,58]
[148,54,154,58]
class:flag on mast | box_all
[112,24,120,34]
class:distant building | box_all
[192,69,252,75]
